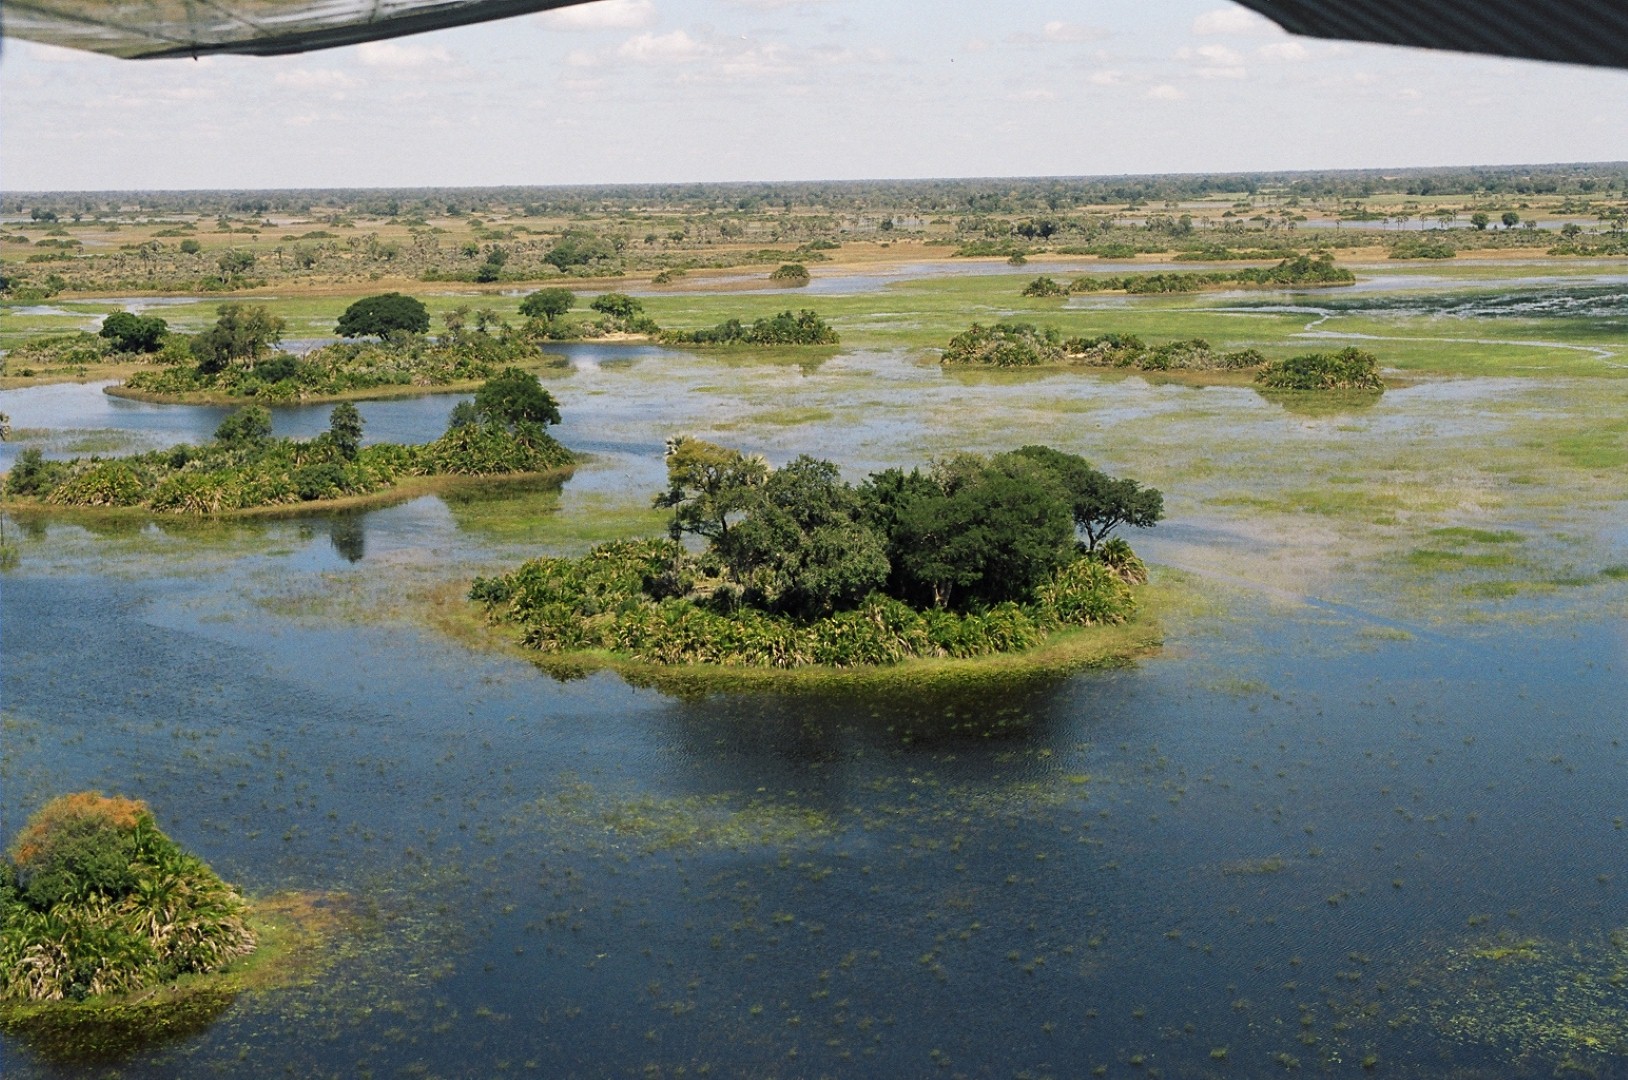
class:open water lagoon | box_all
[3,270,1628,1077]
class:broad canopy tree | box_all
[335,292,430,338]
[99,311,169,354]
[652,438,1162,618]
[470,367,561,432]
[519,288,575,323]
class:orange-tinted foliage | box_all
[8,791,151,868]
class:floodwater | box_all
[3,272,1628,1078]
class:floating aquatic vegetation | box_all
[1415,932,1628,1057]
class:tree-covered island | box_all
[472,439,1162,673]
[941,321,1386,391]
[4,369,574,515]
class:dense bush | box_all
[942,323,1264,372]
[4,333,110,372]
[1389,237,1457,260]
[941,322,1067,366]
[1021,276,1067,297]
[660,310,838,346]
[0,792,256,1003]
[475,441,1157,669]
[474,540,1135,669]
[1066,254,1353,295]
[1255,347,1385,391]
[6,373,575,514]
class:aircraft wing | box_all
[3,0,1628,67]
[1234,0,1628,70]
[0,0,597,58]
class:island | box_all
[940,321,1386,392]
[4,369,574,515]
[472,439,1162,681]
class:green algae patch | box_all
[1416,932,1628,1058]
[535,784,836,854]
[0,891,351,1064]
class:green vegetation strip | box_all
[5,370,573,516]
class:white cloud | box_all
[1087,69,1123,86]
[537,0,655,31]
[274,69,361,90]
[1178,43,1246,79]
[1192,6,1277,35]
[618,30,707,62]
[1147,84,1187,101]
[565,49,599,68]
[1256,41,1310,61]
[1179,44,1245,66]
[284,114,319,127]
[1042,21,1107,44]
[707,43,793,79]
[1010,88,1057,101]
[356,41,451,68]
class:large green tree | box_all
[1010,445,1164,552]
[722,456,889,618]
[98,311,168,354]
[655,437,770,543]
[335,293,430,338]
[519,288,576,322]
[190,304,286,374]
[473,367,561,431]
[882,455,1074,609]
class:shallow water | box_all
[3,272,1628,1076]
[4,543,1627,1078]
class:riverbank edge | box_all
[2,465,574,521]
[437,578,1178,697]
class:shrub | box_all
[1021,276,1067,297]
[1256,347,1385,391]
[0,793,255,1003]
[941,322,1064,366]
[44,462,148,507]
[660,310,837,346]
[769,263,810,285]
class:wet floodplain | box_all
[3,263,1628,1078]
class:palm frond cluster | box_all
[1,793,256,1003]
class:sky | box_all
[4,0,1628,191]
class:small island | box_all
[939,322,1386,392]
[0,792,349,1062]
[5,369,574,515]
[658,309,838,346]
[473,439,1162,680]
[1022,254,1356,297]
[0,792,257,1005]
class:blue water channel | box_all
[2,344,1627,1078]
